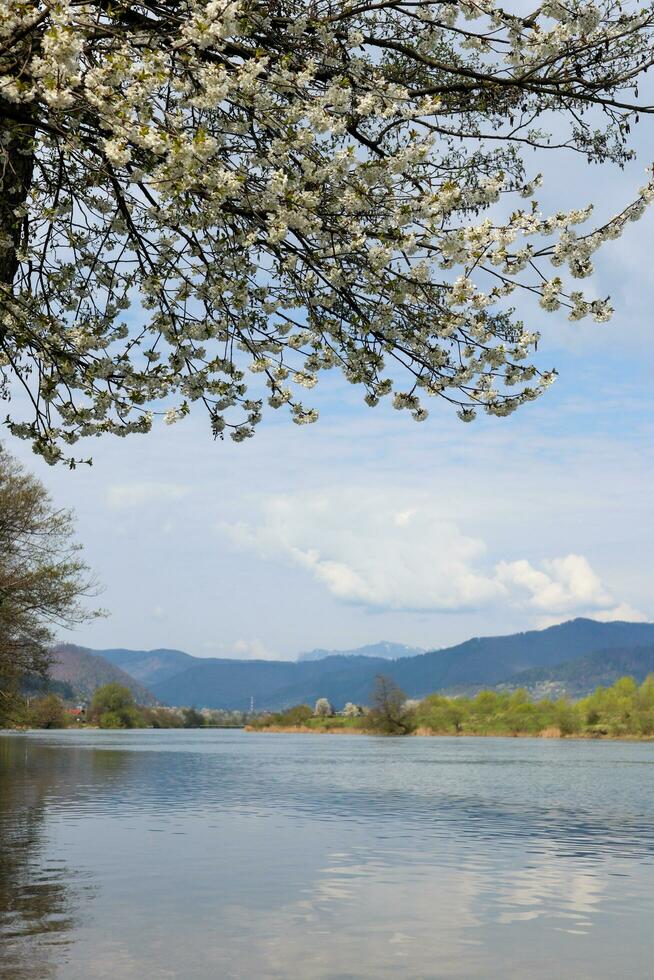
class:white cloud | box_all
[536,602,649,630]
[219,489,647,625]
[106,482,190,509]
[199,637,288,660]
[233,638,278,660]
[495,555,612,613]
[589,602,648,623]
[221,490,505,612]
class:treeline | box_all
[7,684,246,730]
[13,675,654,739]
[250,674,654,739]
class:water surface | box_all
[1,729,654,979]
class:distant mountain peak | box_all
[297,641,425,663]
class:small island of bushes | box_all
[248,674,654,739]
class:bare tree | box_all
[369,674,410,734]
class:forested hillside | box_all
[50,645,158,705]
[491,646,654,699]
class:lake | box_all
[1,730,654,979]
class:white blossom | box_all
[0,0,652,462]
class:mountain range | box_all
[54,618,654,710]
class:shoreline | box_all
[3,726,653,742]
[245,724,654,741]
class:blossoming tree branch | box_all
[1,0,654,462]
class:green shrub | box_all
[28,694,68,729]
[91,684,143,728]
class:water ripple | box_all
[2,730,654,979]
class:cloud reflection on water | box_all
[2,731,654,979]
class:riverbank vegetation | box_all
[249,675,654,739]
[8,674,654,740]
[3,683,247,731]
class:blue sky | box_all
[8,124,654,660]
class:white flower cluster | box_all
[1,0,653,461]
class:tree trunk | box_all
[0,101,35,292]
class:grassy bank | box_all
[248,675,654,739]
[246,717,368,734]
